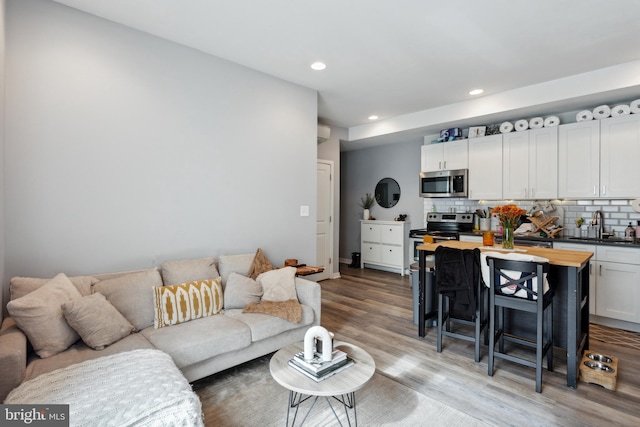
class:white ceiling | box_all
[51,0,640,149]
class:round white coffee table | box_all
[270,341,375,426]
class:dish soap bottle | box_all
[624,222,635,240]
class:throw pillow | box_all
[153,278,223,328]
[62,292,134,350]
[10,275,99,300]
[224,272,262,309]
[217,253,255,286]
[93,269,163,331]
[160,257,219,286]
[257,267,297,302]
[246,248,273,280]
[243,299,302,323]
[7,273,82,358]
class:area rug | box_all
[192,355,488,427]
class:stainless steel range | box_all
[408,212,474,262]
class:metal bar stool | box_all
[486,256,554,393]
[435,247,488,362]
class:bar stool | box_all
[435,247,488,362]
[486,255,554,393]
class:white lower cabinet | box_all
[594,246,640,323]
[361,220,410,276]
[554,242,640,324]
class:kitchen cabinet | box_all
[558,121,600,198]
[503,127,558,199]
[421,139,468,172]
[600,114,640,197]
[555,242,640,324]
[361,220,410,276]
[468,134,502,200]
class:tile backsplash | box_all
[424,198,640,238]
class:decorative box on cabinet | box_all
[361,220,410,276]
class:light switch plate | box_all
[300,205,310,217]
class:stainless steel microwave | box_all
[419,169,468,198]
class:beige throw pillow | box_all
[62,293,134,350]
[10,275,99,300]
[217,253,255,286]
[153,278,223,328]
[257,267,297,302]
[160,257,219,286]
[247,248,273,280]
[7,273,81,358]
[224,272,262,309]
[93,269,163,331]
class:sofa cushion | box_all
[7,273,82,358]
[218,253,255,286]
[153,278,223,328]
[225,304,315,342]
[93,270,162,331]
[24,333,155,382]
[62,293,134,350]
[140,315,251,368]
[160,257,219,286]
[257,267,297,302]
[224,273,262,309]
[10,275,99,300]
[246,248,274,280]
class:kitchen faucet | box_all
[591,210,605,238]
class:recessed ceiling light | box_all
[368,115,379,120]
[310,62,326,71]
[469,89,484,95]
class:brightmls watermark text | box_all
[1,405,69,426]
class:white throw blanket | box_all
[5,349,203,427]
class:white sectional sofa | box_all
[0,253,322,402]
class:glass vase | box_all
[502,226,515,249]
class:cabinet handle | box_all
[524,188,528,198]
[602,185,606,195]
[443,161,447,169]
[593,185,597,196]
[531,188,535,197]
[589,264,593,275]
[439,161,442,170]
[599,264,602,276]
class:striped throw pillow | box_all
[153,278,223,328]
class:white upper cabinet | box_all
[558,121,600,198]
[421,139,468,172]
[600,114,640,198]
[503,127,558,199]
[468,134,502,200]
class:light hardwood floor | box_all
[319,264,640,426]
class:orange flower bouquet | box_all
[491,204,526,249]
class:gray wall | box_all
[3,0,318,305]
[340,140,424,261]
[317,125,345,278]
[0,0,5,320]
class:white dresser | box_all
[360,220,410,276]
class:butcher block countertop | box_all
[417,241,592,268]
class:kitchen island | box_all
[417,241,593,388]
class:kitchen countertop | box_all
[459,231,640,248]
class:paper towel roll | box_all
[529,117,543,129]
[576,110,593,122]
[630,99,640,114]
[611,104,630,116]
[592,105,611,119]
[543,116,560,127]
[500,121,513,133]
[515,119,528,131]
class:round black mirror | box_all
[375,178,400,208]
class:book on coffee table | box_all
[288,357,354,382]
[291,350,347,373]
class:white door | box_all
[314,161,333,281]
